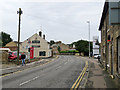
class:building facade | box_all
[93,36,99,56]
[4,41,21,51]
[99,1,120,78]
[51,41,69,55]
[20,31,52,58]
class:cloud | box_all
[1,1,104,44]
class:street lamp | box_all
[87,21,90,58]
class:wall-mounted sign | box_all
[109,2,120,25]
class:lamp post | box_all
[87,21,90,58]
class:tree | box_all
[0,33,2,47]
[74,40,93,56]
[57,46,61,52]
[49,40,55,46]
[1,32,13,46]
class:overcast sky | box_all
[0,0,105,44]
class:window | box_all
[26,45,28,49]
[9,52,12,56]
[32,45,40,48]
[14,53,17,56]
[39,51,46,56]
[32,40,40,43]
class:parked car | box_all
[94,55,101,59]
[8,52,21,60]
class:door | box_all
[107,43,110,68]
[111,45,114,75]
[30,47,34,59]
[118,37,120,74]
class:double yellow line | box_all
[71,61,88,90]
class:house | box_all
[99,1,120,79]
[51,44,59,54]
[4,41,21,51]
[67,44,76,49]
[51,41,69,55]
[20,31,52,58]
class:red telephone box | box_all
[30,47,34,59]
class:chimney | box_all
[39,31,42,37]
[43,34,45,39]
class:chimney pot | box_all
[39,31,42,37]
[43,34,45,39]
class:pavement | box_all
[0,56,58,76]
[82,57,119,88]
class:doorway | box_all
[118,37,120,74]
[111,45,114,75]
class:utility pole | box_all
[87,21,90,58]
[17,8,23,65]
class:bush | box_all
[60,50,79,53]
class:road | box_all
[2,55,86,88]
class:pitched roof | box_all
[99,2,109,31]
[5,41,17,47]
[5,41,22,47]
[22,33,48,44]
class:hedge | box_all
[60,50,79,53]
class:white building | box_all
[20,31,52,58]
[93,36,99,56]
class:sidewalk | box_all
[83,57,118,88]
[0,56,58,76]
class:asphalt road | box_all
[2,55,86,88]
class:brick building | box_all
[51,41,69,55]
[99,1,120,79]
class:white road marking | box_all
[56,66,61,70]
[64,62,68,65]
[67,60,70,62]
[20,76,39,86]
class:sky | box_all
[0,0,105,44]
